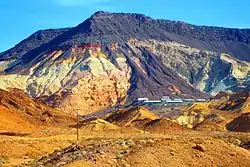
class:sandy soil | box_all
[0,127,249,167]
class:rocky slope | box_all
[167,92,249,130]
[0,88,74,132]
[227,113,250,132]
[105,106,160,127]
[32,136,250,167]
[212,92,250,112]
[0,11,249,114]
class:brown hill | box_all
[193,114,227,131]
[212,92,250,112]
[78,117,119,131]
[105,106,159,127]
[105,106,185,133]
[143,118,185,133]
[226,113,250,132]
[0,88,74,132]
[173,92,249,130]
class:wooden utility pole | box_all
[76,109,79,141]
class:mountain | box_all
[0,11,249,114]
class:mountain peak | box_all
[92,11,111,17]
[90,11,152,21]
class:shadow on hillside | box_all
[0,131,30,137]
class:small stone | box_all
[56,152,62,156]
[126,139,135,146]
[165,137,174,141]
[122,145,130,150]
[123,149,130,154]
[76,153,82,158]
[139,140,147,145]
[36,162,44,165]
[234,139,242,146]
[138,144,143,148]
[192,144,206,152]
[230,152,236,156]
[148,139,154,144]
[56,161,67,167]
[228,138,242,146]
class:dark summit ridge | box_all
[91,11,151,20]
[60,11,157,45]
[1,11,250,62]
[1,11,250,61]
[91,11,112,17]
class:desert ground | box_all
[0,126,250,167]
[0,90,249,167]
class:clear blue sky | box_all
[1,0,250,52]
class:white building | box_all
[137,98,149,102]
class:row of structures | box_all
[137,96,207,104]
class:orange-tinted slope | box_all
[175,92,249,131]
[0,88,74,132]
[105,106,159,127]
[143,118,185,133]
